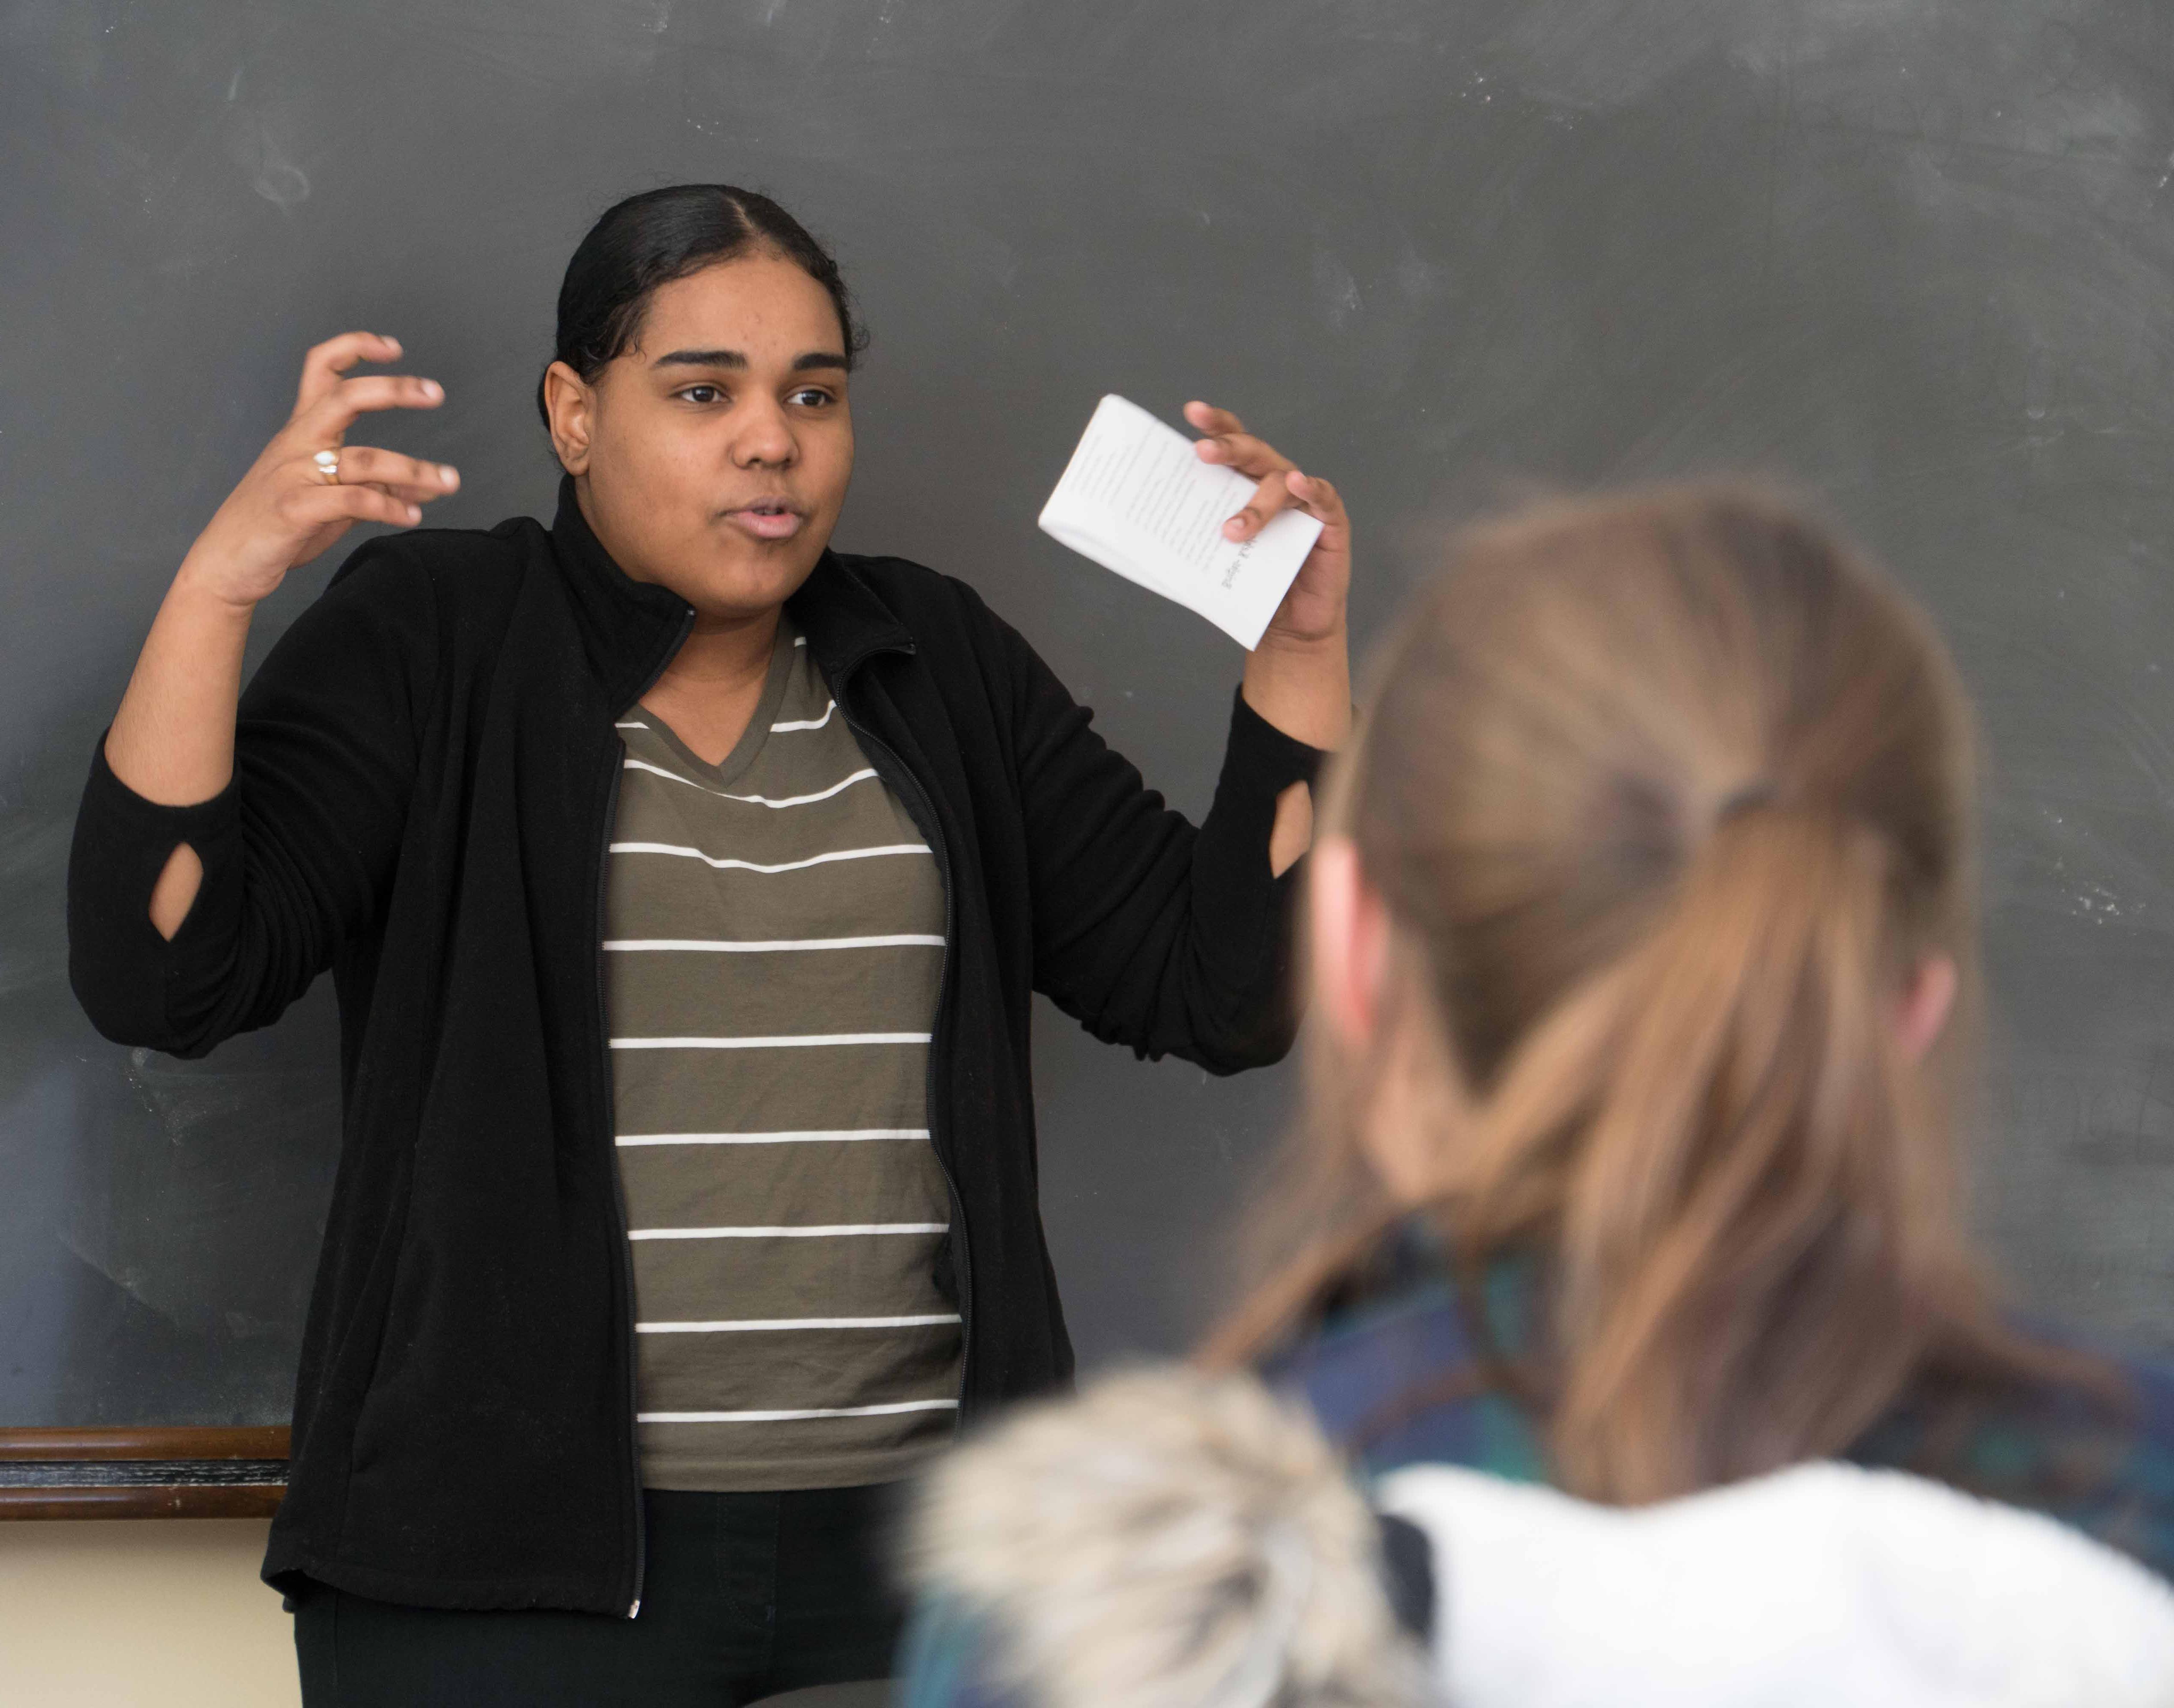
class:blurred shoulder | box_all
[1265,1264,1550,1485]
[1855,1328,2174,1582]
[1267,1283,1467,1442]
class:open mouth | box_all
[726,498,805,541]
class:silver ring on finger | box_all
[313,449,342,486]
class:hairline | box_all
[599,242,855,377]
[646,347,851,374]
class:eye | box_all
[676,383,725,405]
[788,386,837,409]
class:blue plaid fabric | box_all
[1269,1262,2174,1582]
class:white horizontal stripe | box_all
[623,757,877,807]
[616,1129,931,1146]
[603,933,944,953]
[771,700,837,732]
[639,1399,959,1424]
[793,634,807,646]
[627,1223,949,1240]
[636,1313,961,1333]
[615,721,647,729]
[610,1032,931,1050]
[608,841,929,874]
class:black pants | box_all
[293,1484,905,1707]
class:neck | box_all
[658,605,782,691]
[638,605,785,767]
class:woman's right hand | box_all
[178,332,460,608]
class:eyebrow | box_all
[650,348,850,373]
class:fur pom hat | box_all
[904,1366,1428,1708]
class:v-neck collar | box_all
[633,618,800,792]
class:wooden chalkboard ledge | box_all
[0,1427,289,1519]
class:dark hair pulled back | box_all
[538,183,866,427]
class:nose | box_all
[730,394,797,470]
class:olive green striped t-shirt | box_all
[605,614,961,1492]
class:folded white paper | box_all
[1037,394,1323,650]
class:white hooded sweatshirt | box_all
[1381,1457,2174,1708]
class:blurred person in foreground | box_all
[898,484,2174,1707]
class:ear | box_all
[543,360,596,475]
[1896,953,1958,1062]
[1309,835,1390,1050]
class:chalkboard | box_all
[7,0,2174,1430]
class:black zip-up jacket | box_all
[67,481,1320,1614]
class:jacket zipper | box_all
[598,608,695,1620]
[837,675,972,1425]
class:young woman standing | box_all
[68,184,1352,1704]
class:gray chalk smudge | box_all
[247,126,310,207]
[1313,250,1361,330]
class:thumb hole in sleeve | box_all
[149,841,204,941]
[1270,781,1314,878]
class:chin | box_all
[671,545,825,619]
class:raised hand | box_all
[181,333,459,609]
[106,332,461,850]
[1184,401,1351,648]
[1179,400,1352,860]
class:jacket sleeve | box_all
[998,610,1325,1073]
[67,544,437,1057]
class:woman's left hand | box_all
[1185,401,1350,647]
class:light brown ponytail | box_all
[1542,803,1957,1498]
[1208,483,2112,1504]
